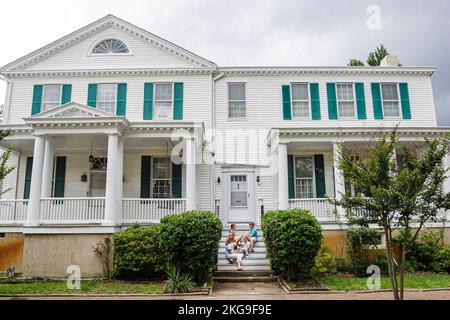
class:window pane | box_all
[229,101,246,118]
[383,101,400,117]
[291,84,309,101]
[154,101,172,119]
[381,84,398,100]
[93,39,129,54]
[153,158,170,179]
[338,102,355,118]
[228,83,245,101]
[292,101,310,118]
[295,179,314,198]
[97,84,117,114]
[295,157,313,178]
[230,175,248,207]
[155,83,173,101]
[152,158,171,198]
[337,84,354,101]
[42,85,62,111]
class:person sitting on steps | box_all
[224,233,244,271]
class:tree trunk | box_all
[384,226,399,300]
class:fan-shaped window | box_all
[92,39,129,54]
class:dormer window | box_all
[92,39,129,54]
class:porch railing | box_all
[0,199,28,224]
[289,198,337,221]
[122,198,186,223]
[40,197,105,224]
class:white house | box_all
[0,15,449,276]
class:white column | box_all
[185,137,197,211]
[278,142,289,210]
[25,135,46,226]
[104,133,119,225]
[333,142,346,218]
[116,136,124,223]
[41,139,54,198]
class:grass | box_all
[319,273,450,292]
[0,280,167,295]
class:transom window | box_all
[151,158,171,198]
[336,83,355,118]
[42,84,62,111]
[154,83,173,120]
[97,84,117,114]
[291,83,310,118]
[228,83,246,119]
[381,83,400,117]
[92,39,129,54]
[294,156,315,199]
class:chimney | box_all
[380,55,400,67]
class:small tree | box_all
[332,129,450,300]
[347,59,365,67]
[0,130,15,196]
[367,44,389,66]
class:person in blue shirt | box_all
[246,222,258,253]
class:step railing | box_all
[122,198,186,223]
[0,199,28,224]
[40,198,105,224]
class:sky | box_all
[0,0,449,124]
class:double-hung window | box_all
[228,83,246,119]
[154,83,173,120]
[294,156,315,199]
[151,158,171,198]
[336,83,356,118]
[291,83,310,118]
[97,83,117,114]
[42,84,62,112]
[381,83,400,118]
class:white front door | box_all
[224,170,255,223]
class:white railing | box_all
[289,198,337,221]
[122,198,186,223]
[0,200,28,224]
[40,198,105,224]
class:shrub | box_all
[346,227,381,276]
[431,246,450,273]
[160,211,222,284]
[165,266,195,294]
[313,244,338,274]
[113,225,165,279]
[262,209,322,281]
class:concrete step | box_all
[218,247,266,254]
[219,241,266,248]
[220,236,265,242]
[218,253,267,260]
[213,276,277,283]
[217,265,272,271]
[214,270,273,277]
[217,259,270,266]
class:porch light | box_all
[256,176,261,183]
[217,177,221,184]
[80,173,88,182]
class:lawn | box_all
[319,273,450,291]
[0,280,167,295]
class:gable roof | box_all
[0,14,217,72]
[27,102,116,119]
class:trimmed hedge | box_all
[262,209,322,281]
[113,225,165,279]
[160,211,222,283]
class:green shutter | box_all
[288,155,295,199]
[327,83,338,120]
[371,83,383,119]
[61,84,72,105]
[399,83,412,119]
[314,154,326,198]
[53,156,66,198]
[173,82,184,120]
[310,83,321,120]
[282,85,292,120]
[143,83,154,120]
[87,84,98,108]
[24,157,33,199]
[355,83,367,120]
[31,85,43,115]
[116,83,127,116]
[140,156,151,198]
[172,162,182,198]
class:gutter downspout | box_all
[211,72,224,214]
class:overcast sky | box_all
[0,0,449,124]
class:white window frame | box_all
[381,83,402,119]
[153,83,174,121]
[293,155,316,199]
[88,37,133,56]
[150,157,172,198]
[97,83,117,115]
[336,83,357,119]
[227,82,247,120]
[42,84,63,112]
[290,83,311,120]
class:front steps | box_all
[216,225,271,271]
[214,271,277,283]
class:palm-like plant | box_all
[165,266,195,294]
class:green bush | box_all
[313,244,338,274]
[165,266,195,294]
[113,225,165,279]
[262,209,322,281]
[346,227,381,276]
[160,211,222,284]
[431,246,450,273]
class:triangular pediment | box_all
[29,102,115,119]
[1,15,216,72]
